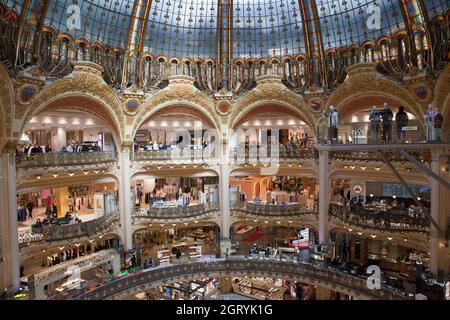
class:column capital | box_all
[1,140,18,155]
[120,141,133,152]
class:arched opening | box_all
[230,103,315,162]
[20,95,122,153]
[132,104,220,159]
[338,97,423,144]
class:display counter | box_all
[234,225,256,241]
[231,278,286,300]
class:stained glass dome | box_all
[4,0,448,60]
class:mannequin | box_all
[328,105,339,143]
[424,104,436,141]
[369,106,380,143]
[380,103,393,142]
[315,111,328,144]
[433,107,443,142]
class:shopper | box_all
[26,201,34,218]
[380,103,393,142]
[395,106,408,142]
[369,106,380,143]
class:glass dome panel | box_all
[232,0,306,58]
[317,0,405,49]
[44,0,134,48]
[422,0,448,18]
[142,0,218,58]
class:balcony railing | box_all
[133,149,216,163]
[230,145,318,164]
[21,210,119,245]
[329,203,430,233]
[73,258,410,300]
[231,202,318,217]
[133,203,219,219]
[16,151,117,168]
[330,150,431,163]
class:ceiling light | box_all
[357,232,363,235]
[68,172,74,177]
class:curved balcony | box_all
[231,202,318,217]
[133,149,216,164]
[329,203,430,233]
[15,152,117,169]
[20,210,119,246]
[73,258,410,300]
[230,145,318,165]
[330,150,431,163]
[133,203,219,220]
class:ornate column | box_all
[298,0,326,88]
[118,143,133,250]
[429,150,449,278]
[318,150,330,243]
[216,0,233,91]
[0,143,20,295]
[219,135,230,239]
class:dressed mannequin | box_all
[315,111,328,144]
[328,105,339,143]
[433,107,443,142]
[369,106,380,143]
[424,104,437,141]
[380,103,393,142]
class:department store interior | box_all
[0,0,449,301]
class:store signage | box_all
[352,184,363,194]
[402,126,418,131]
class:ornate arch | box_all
[433,63,450,140]
[326,65,424,121]
[230,75,315,130]
[18,62,124,147]
[0,62,15,144]
[131,76,219,140]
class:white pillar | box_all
[220,140,230,239]
[430,150,449,278]
[118,148,133,250]
[318,150,330,243]
[0,146,20,295]
[51,127,66,152]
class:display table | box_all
[270,191,290,204]
[234,225,256,241]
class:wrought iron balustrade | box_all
[231,201,318,217]
[329,203,430,233]
[330,150,431,163]
[73,258,410,300]
[133,203,219,219]
[133,149,217,162]
[15,151,117,168]
[229,145,318,164]
[25,210,119,244]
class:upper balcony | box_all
[18,209,120,248]
[133,203,220,222]
[16,151,117,170]
[329,203,430,234]
[231,202,318,218]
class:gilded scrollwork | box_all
[229,74,315,129]
[327,64,425,120]
[17,62,126,143]
[131,75,220,138]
